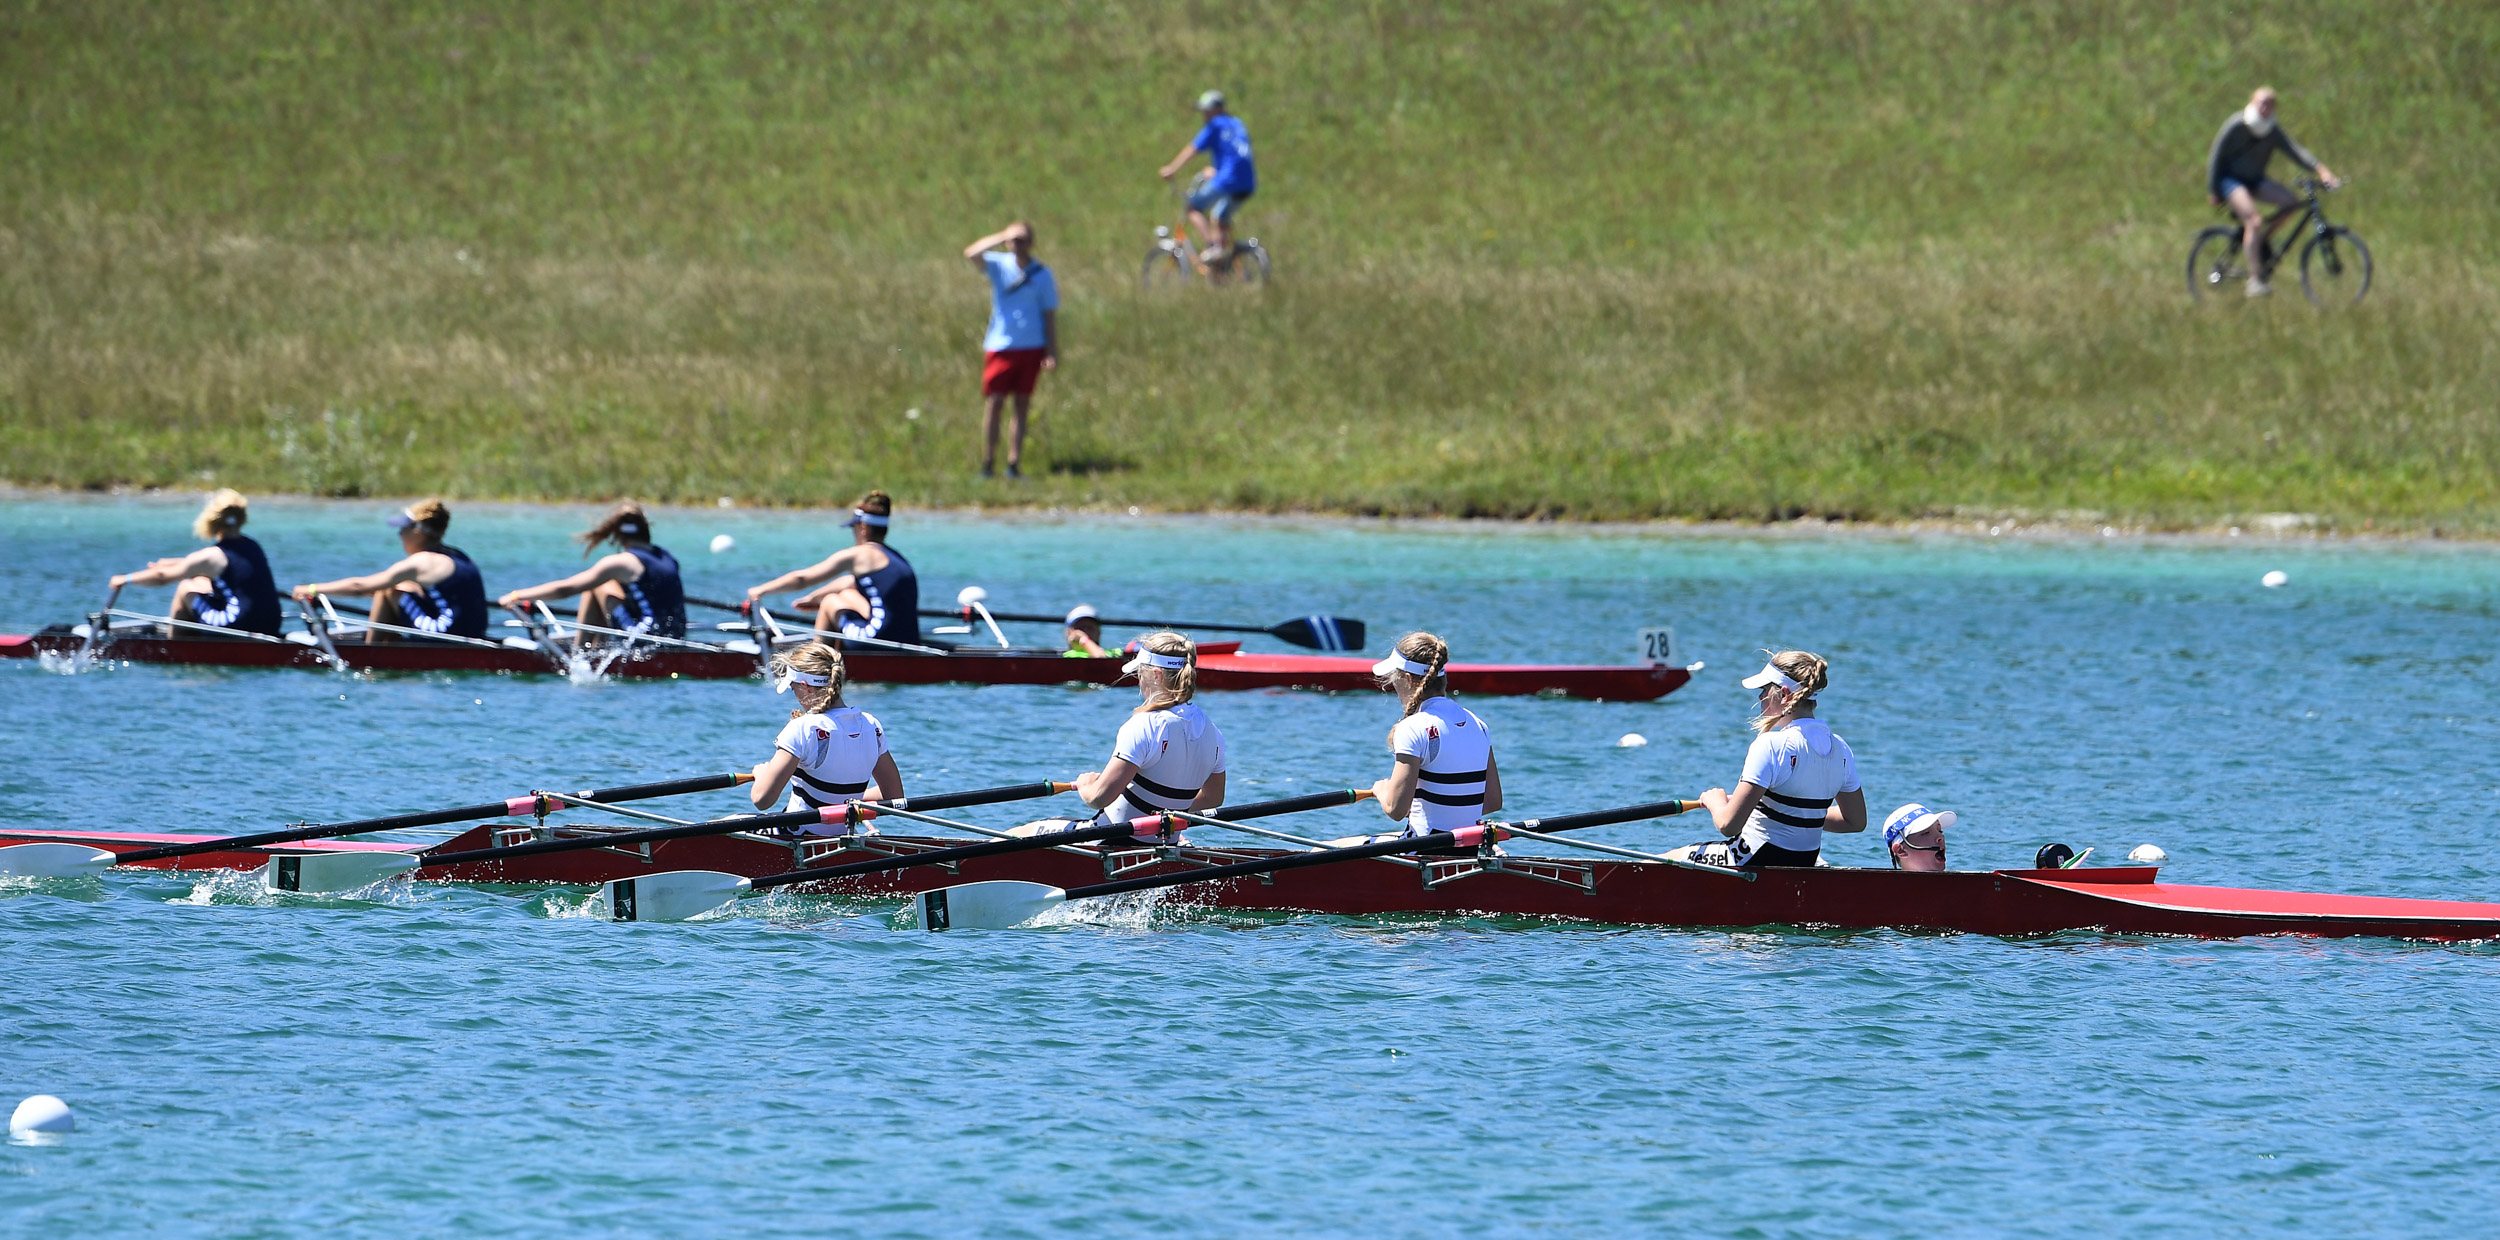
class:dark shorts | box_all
[2218,176,2287,204]
[982,348,1048,397]
[1187,184,1252,223]
[1742,843,1822,869]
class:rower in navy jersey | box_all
[1690,649,1869,868]
[1070,631,1227,845]
[748,641,903,836]
[291,498,491,642]
[496,501,688,644]
[1366,632,1503,838]
[745,489,921,648]
[108,489,285,638]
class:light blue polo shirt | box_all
[982,251,1059,353]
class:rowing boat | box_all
[11,822,2496,941]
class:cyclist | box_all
[1158,89,1256,269]
[2206,86,2340,298]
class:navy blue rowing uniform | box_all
[393,546,490,640]
[183,534,283,636]
[836,545,920,646]
[614,545,687,639]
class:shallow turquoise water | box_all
[4,495,2499,1237]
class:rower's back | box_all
[1393,696,1493,835]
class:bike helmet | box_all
[1196,89,1226,112]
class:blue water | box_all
[5,494,2499,1238]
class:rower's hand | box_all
[109,573,129,589]
[497,591,524,609]
[1369,777,1399,809]
[744,585,767,604]
[290,584,319,602]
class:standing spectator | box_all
[961,221,1058,479]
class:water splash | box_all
[169,868,422,907]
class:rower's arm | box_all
[1825,788,1868,834]
[748,550,856,602]
[750,748,800,812]
[1077,758,1140,810]
[500,554,636,609]
[1481,752,1503,817]
[115,547,227,589]
[1190,770,1225,813]
[294,555,427,601]
[1699,783,1766,838]
[869,752,904,803]
[1371,756,1421,821]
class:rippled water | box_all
[5,495,2499,1237]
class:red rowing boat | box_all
[13,824,2496,941]
[0,629,1690,701]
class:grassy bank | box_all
[3,1,2496,528]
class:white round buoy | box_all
[1616,733,1648,748]
[2262,570,2288,588]
[2128,844,2168,864]
[11,1095,73,1135]
[708,534,736,554]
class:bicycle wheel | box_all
[2185,226,2247,301]
[1140,244,1191,292]
[1225,239,1271,287]
[2299,227,2372,307]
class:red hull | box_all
[0,632,1687,701]
[14,825,2498,941]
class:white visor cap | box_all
[1373,654,1436,678]
[1064,605,1099,626]
[1741,663,1804,693]
[1123,648,1190,674]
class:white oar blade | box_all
[916,881,1067,931]
[261,851,421,893]
[0,843,120,878]
[604,871,751,923]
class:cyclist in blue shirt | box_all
[1158,89,1256,270]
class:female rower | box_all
[1072,631,1227,844]
[1367,632,1502,837]
[495,502,687,642]
[1062,604,1112,657]
[290,499,490,642]
[108,489,283,637]
[749,641,903,834]
[744,490,920,647]
[1692,650,1867,868]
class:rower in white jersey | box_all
[1692,649,1868,868]
[1367,632,1503,838]
[1071,631,1228,846]
[747,641,904,836]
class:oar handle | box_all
[115,772,757,864]
[747,787,1372,891]
[419,780,1076,870]
[917,607,1269,635]
[686,594,817,628]
[1062,799,1697,901]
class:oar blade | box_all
[261,851,421,894]
[916,881,1067,931]
[1267,616,1365,652]
[0,843,120,879]
[602,871,752,923]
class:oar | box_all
[914,798,1701,930]
[0,772,756,881]
[686,594,825,631]
[920,605,1366,652]
[71,583,123,672]
[605,786,1375,922]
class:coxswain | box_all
[495,501,687,644]
[748,641,903,835]
[1691,650,1867,867]
[290,498,490,642]
[745,490,921,648]
[1367,632,1502,837]
[1062,604,1112,657]
[108,489,284,638]
[1069,631,1227,845]
[1882,803,1953,871]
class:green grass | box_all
[3,0,2496,529]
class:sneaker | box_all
[979,464,995,479]
[1005,463,1022,480]
[1198,245,1228,266]
[2245,278,2272,298]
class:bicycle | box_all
[2186,177,2371,307]
[1141,172,1271,291]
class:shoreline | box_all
[5,482,2489,553]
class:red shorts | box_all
[982,348,1049,396]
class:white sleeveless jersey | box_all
[1736,718,1860,854]
[1392,697,1493,836]
[776,707,888,830]
[1103,703,1227,828]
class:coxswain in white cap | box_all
[1691,650,1868,867]
[1367,632,1501,837]
[744,490,921,647]
[1071,631,1228,844]
[748,641,903,835]
[1062,604,1111,657]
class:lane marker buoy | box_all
[1616,733,1648,748]
[2129,843,2168,863]
[11,1095,73,1135]
[2262,570,2288,588]
[709,534,736,554]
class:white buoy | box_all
[11,1095,73,1135]
[1616,733,1648,748]
[2262,570,2288,588]
[708,534,736,554]
[2128,843,2168,863]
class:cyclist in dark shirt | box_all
[2206,86,2341,298]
